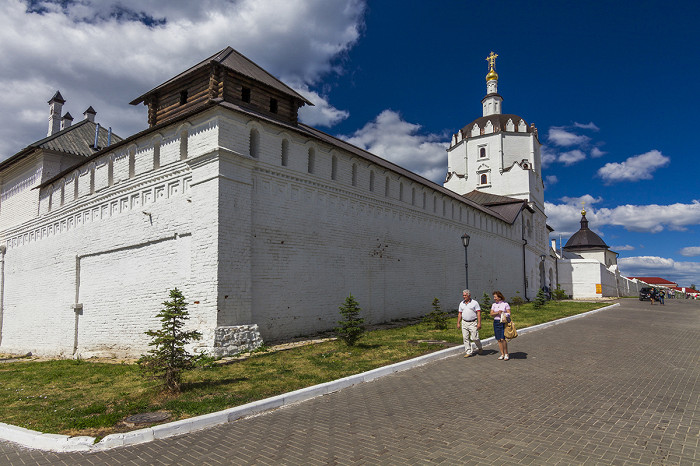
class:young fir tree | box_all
[138,288,202,393]
[336,294,365,346]
[511,292,524,312]
[424,297,448,330]
[552,284,568,301]
[533,288,547,309]
[481,292,492,310]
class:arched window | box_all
[480,174,487,184]
[180,130,188,160]
[307,148,315,174]
[249,129,259,158]
[479,147,486,158]
[331,156,338,180]
[399,182,404,201]
[385,176,390,197]
[369,170,375,192]
[352,163,357,186]
[281,139,289,166]
[411,187,416,205]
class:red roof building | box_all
[626,277,678,287]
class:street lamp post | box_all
[461,233,470,290]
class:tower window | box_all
[179,90,188,105]
[479,147,486,158]
[480,174,488,184]
[242,87,251,103]
[270,98,278,114]
[249,129,259,158]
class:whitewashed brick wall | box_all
[1,106,534,358]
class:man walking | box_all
[457,289,483,357]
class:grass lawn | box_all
[0,300,608,438]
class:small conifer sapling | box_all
[138,288,203,393]
[336,294,365,346]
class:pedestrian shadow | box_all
[480,349,499,356]
[508,351,528,359]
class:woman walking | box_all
[490,291,511,360]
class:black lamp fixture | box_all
[461,233,470,248]
[461,233,470,289]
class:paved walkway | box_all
[2,299,698,465]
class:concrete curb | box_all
[0,302,619,452]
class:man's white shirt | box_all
[459,299,481,321]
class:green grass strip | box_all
[0,301,606,437]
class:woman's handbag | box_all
[504,320,517,340]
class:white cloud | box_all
[680,246,700,257]
[590,147,606,158]
[618,256,700,286]
[559,149,586,165]
[597,150,670,183]
[560,194,602,207]
[541,146,557,168]
[341,110,449,184]
[545,175,558,187]
[546,197,700,235]
[574,122,599,131]
[611,245,635,251]
[0,0,366,160]
[547,127,590,147]
[295,85,349,127]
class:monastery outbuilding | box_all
[1,48,574,358]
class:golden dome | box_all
[486,67,498,81]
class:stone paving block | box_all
[1,300,699,465]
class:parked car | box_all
[639,287,654,301]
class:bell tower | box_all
[482,51,502,117]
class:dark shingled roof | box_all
[564,212,609,250]
[460,114,531,138]
[130,46,313,106]
[0,120,122,172]
[462,190,527,224]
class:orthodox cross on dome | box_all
[581,201,586,216]
[486,51,498,70]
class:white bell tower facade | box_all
[444,52,545,215]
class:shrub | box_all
[424,297,449,330]
[336,294,365,346]
[533,288,547,309]
[138,288,203,393]
[481,292,492,310]
[552,284,568,301]
[511,292,524,311]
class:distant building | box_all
[625,277,677,288]
[555,208,640,298]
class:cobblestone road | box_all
[1,298,698,465]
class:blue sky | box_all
[1,0,698,286]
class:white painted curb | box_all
[0,303,619,452]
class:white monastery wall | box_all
[0,114,215,357]
[1,106,531,357]
[556,258,619,299]
[0,153,83,231]
[0,161,42,231]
